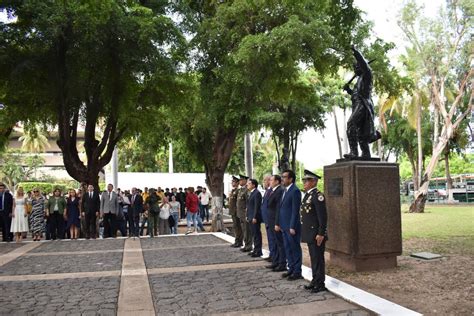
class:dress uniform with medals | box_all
[300,170,328,293]
[229,176,243,247]
[236,175,252,251]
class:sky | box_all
[1,1,445,171]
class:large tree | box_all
[0,0,184,189]
[398,0,473,212]
[171,0,376,230]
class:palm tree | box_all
[19,124,50,153]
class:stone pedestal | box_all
[324,161,402,271]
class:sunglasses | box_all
[33,190,39,193]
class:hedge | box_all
[17,182,70,195]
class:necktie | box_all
[89,192,92,199]
[282,187,288,202]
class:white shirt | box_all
[199,192,211,205]
[272,185,281,192]
[160,204,170,219]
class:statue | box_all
[342,46,381,160]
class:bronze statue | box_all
[343,46,381,160]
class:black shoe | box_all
[251,253,262,258]
[240,248,252,252]
[266,264,277,269]
[273,265,287,272]
[311,286,328,293]
[247,251,255,256]
[304,283,315,290]
[281,272,291,278]
[287,274,303,281]
[264,257,272,262]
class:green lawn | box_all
[401,205,474,255]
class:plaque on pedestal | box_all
[324,160,402,271]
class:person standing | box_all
[81,184,100,239]
[169,195,180,234]
[129,188,143,237]
[100,184,119,238]
[301,170,328,293]
[29,188,46,241]
[228,176,243,248]
[177,188,186,220]
[0,183,14,242]
[159,197,171,235]
[237,175,252,252]
[185,187,204,234]
[260,175,274,262]
[46,188,67,240]
[145,189,160,237]
[10,187,29,243]
[276,170,303,280]
[267,175,286,271]
[198,188,212,222]
[246,179,263,257]
[65,189,81,240]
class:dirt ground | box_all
[259,230,474,315]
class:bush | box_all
[17,182,70,195]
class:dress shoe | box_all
[311,286,328,293]
[230,243,241,248]
[281,272,292,278]
[264,257,272,262]
[273,265,287,272]
[240,247,252,252]
[304,283,315,290]
[247,251,255,256]
[265,264,277,269]
[287,274,303,281]
[251,253,262,258]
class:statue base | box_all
[336,157,381,163]
[323,160,402,272]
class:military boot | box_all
[343,141,359,160]
[360,142,371,159]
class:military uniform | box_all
[301,170,328,292]
[229,180,243,246]
[236,182,252,251]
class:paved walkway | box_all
[0,234,370,316]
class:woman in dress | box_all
[169,195,180,234]
[11,187,29,243]
[30,188,46,241]
[65,189,81,240]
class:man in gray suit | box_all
[100,184,119,238]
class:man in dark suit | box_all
[177,188,186,219]
[260,175,274,262]
[0,183,13,242]
[129,187,143,237]
[301,170,328,293]
[246,179,263,257]
[266,175,286,271]
[275,169,303,280]
[81,184,100,239]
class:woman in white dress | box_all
[11,187,29,242]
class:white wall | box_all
[105,172,233,193]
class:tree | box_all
[0,1,184,189]
[0,149,45,189]
[398,0,473,212]
[173,0,374,231]
[18,124,50,153]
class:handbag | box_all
[168,214,176,228]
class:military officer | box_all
[301,170,328,293]
[236,175,252,252]
[229,176,243,247]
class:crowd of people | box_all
[0,168,328,293]
[0,183,214,242]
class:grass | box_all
[401,205,474,255]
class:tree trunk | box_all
[334,108,342,159]
[244,133,253,178]
[279,125,290,172]
[416,94,423,194]
[206,128,237,232]
[433,105,439,151]
[445,143,453,202]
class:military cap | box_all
[302,169,321,180]
[232,176,239,182]
[239,174,249,180]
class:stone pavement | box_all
[0,234,371,315]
